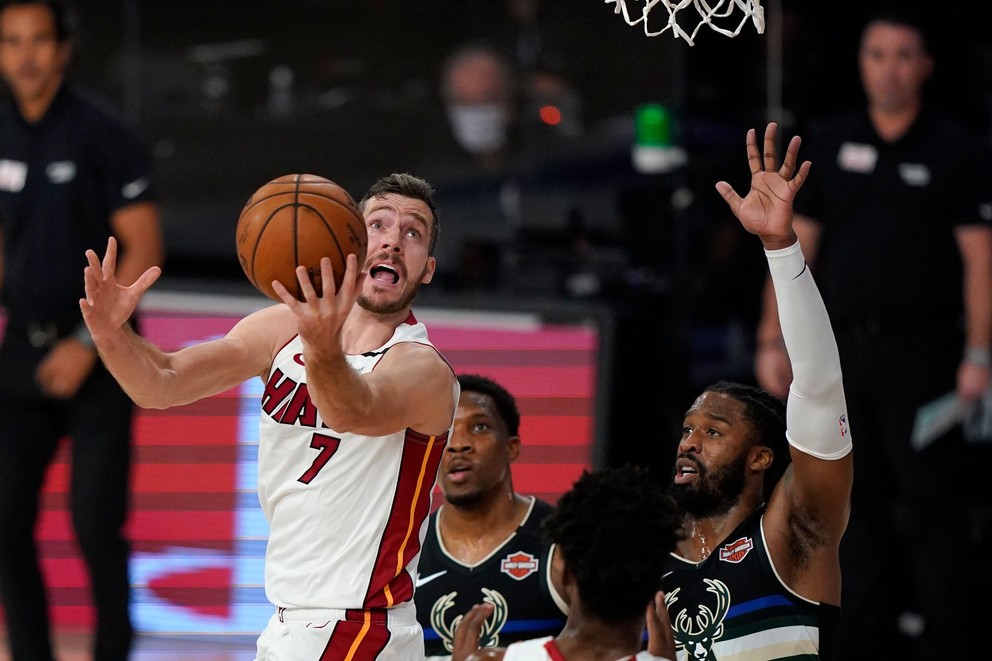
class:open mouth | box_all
[370,264,399,284]
[445,461,472,483]
[674,458,699,484]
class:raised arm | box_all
[717,123,853,600]
[274,255,457,438]
[80,237,277,408]
[753,213,821,399]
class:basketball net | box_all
[606,0,764,46]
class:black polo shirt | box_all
[0,83,156,324]
[794,107,992,323]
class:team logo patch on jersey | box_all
[500,551,538,580]
[431,588,508,653]
[719,537,753,563]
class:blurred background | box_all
[62,0,989,465]
[4,0,992,653]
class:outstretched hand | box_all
[715,122,810,251]
[272,253,365,359]
[79,236,161,342]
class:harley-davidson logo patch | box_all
[500,551,538,580]
[719,537,753,563]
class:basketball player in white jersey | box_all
[79,173,460,660]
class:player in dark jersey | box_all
[450,465,683,661]
[0,3,162,659]
[661,123,853,659]
[417,373,568,659]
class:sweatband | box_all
[766,241,853,459]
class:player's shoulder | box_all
[503,636,554,660]
[528,497,556,520]
[232,303,297,349]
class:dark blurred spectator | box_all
[0,2,163,660]
[424,39,638,297]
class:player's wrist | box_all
[757,336,785,351]
[964,346,992,368]
[71,323,95,349]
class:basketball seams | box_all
[236,174,368,302]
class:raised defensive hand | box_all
[715,122,810,250]
[79,236,161,341]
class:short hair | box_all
[456,373,520,437]
[545,465,682,622]
[704,380,789,501]
[359,172,441,257]
[0,1,77,42]
[860,8,931,55]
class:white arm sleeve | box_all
[766,241,853,459]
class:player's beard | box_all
[358,263,426,314]
[443,488,485,509]
[667,451,748,518]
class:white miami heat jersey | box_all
[256,313,456,610]
[502,637,667,661]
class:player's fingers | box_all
[132,266,162,294]
[82,262,106,307]
[271,278,298,307]
[336,254,360,299]
[102,236,119,276]
[745,128,761,174]
[791,160,812,191]
[452,603,491,655]
[715,181,741,215]
[295,264,319,302]
[84,248,102,272]
[646,591,675,658]
[318,257,336,297]
[763,122,779,171]
[780,135,801,177]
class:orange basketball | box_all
[236,174,367,302]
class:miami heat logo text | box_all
[262,367,346,484]
[262,367,323,428]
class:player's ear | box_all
[420,255,437,284]
[506,435,522,462]
[750,445,774,472]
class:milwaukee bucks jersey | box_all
[416,497,567,658]
[661,507,838,660]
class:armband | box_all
[964,347,992,368]
[71,323,95,349]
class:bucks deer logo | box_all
[665,578,731,660]
[430,588,509,653]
